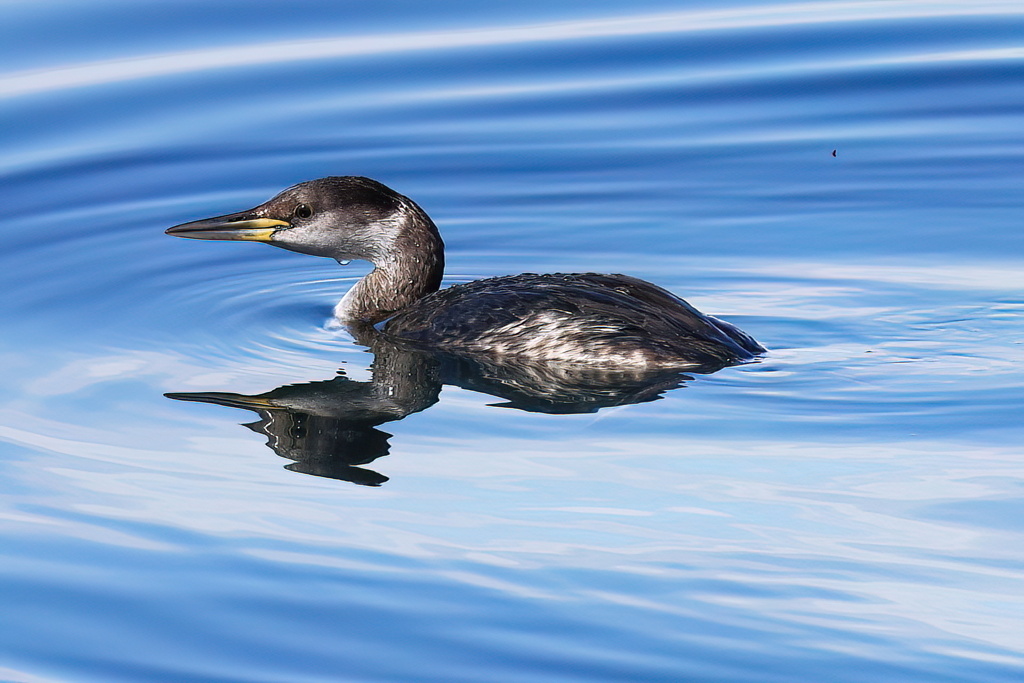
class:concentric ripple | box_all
[2,1,1024,681]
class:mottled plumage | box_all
[385,272,763,369]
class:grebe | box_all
[166,176,765,368]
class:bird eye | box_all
[294,203,313,219]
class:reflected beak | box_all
[165,212,290,242]
[165,391,278,410]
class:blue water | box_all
[3,1,1024,680]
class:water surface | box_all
[2,1,1024,681]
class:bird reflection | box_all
[166,324,731,486]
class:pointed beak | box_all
[165,211,290,242]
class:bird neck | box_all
[334,203,444,324]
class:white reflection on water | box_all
[2,1,1022,99]
[2,0,1023,676]
[5,405,1024,657]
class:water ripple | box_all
[3,1,1024,680]
[2,1,1022,98]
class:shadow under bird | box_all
[166,176,765,369]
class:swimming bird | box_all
[166,176,764,369]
